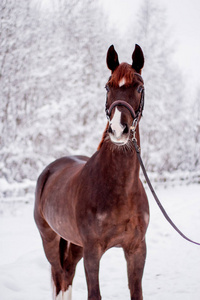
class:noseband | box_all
[106,100,137,122]
[105,73,145,132]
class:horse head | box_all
[105,44,145,146]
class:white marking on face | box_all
[56,286,72,300]
[119,77,126,87]
[110,108,124,139]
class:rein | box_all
[105,75,200,246]
[132,134,200,246]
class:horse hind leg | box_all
[52,238,83,300]
[37,218,83,299]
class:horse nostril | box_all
[122,124,129,135]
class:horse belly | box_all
[41,164,84,247]
[42,192,83,246]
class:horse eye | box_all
[105,85,110,92]
[137,86,143,93]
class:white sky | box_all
[101,0,200,92]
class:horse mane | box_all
[107,63,137,87]
[97,122,109,150]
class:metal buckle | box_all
[130,118,138,133]
[130,118,139,144]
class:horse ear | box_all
[106,45,119,72]
[132,44,144,73]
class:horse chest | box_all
[78,199,148,249]
[100,213,146,249]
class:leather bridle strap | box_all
[106,100,137,120]
[105,72,144,122]
[132,137,200,246]
[106,88,145,126]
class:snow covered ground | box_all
[0,184,200,300]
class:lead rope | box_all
[132,134,200,246]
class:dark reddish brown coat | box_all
[34,44,149,300]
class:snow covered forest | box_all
[0,0,200,199]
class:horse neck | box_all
[98,127,141,185]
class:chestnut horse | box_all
[34,44,149,300]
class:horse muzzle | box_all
[106,101,135,145]
[108,121,129,145]
[106,100,137,146]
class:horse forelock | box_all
[107,63,136,87]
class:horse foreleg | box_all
[83,245,102,300]
[123,240,147,300]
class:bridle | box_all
[104,73,200,246]
[105,73,145,136]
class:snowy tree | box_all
[125,0,189,176]
[191,89,200,172]
[0,0,117,190]
[0,0,38,182]
[25,0,110,157]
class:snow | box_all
[0,184,200,299]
